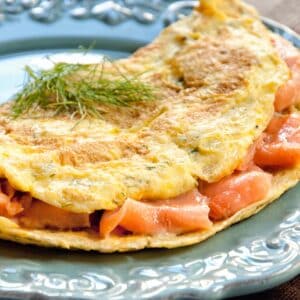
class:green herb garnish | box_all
[12,60,155,119]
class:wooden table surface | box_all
[235,1,300,299]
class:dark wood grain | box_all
[246,0,300,33]
[231,276,300,300]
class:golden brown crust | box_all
[174,38,256,93]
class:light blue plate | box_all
[0,1,299,299]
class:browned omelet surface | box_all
[0,0,289,216]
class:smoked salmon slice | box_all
[0,180,24,217]
[201,170,272,221]
[0,179,90,229]
[254,114,300,167]
[19,200,90,230]
[99,189,212,238]
[237,138,263,171]
[273,36,300,111]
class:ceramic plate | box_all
[0,1,299,299]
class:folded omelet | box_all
[0,0,298,252]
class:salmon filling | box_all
[201,169,272,221]
[0,36,299,238]
[273,36,300,111]
[0,181,90,230]
[99,190,212,238]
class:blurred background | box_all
[247,0,299,33]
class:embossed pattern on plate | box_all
[0,2,299,300]
[0,190,298,300]
[0,0,196,24]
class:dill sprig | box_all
[11,60,155,119]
